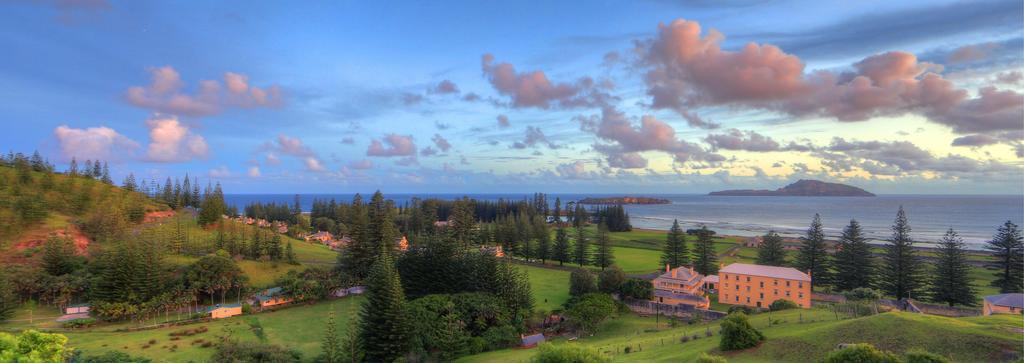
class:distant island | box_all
[709,179,876,197]
[578,196,671,205]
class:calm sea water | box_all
[225,193,1023,249]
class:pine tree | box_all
[285,241,298,265]
[321,311,342,363]
[661,219,689,269]
[534,215,550,263]
[553,226,570,266]
[880,206,922,299]
[181,174,192,207]
[340,315,364,363]
[593,223,614,270]
[833,219,873,291]
[0,276,14,323]
[68,157,78,177]
[42,234,78,276]
[101,162,112,184]
[987,220,1023,293]
[572,227,589,267]
[358,249,409,362]
[755,231,787,266]
[794,214,832,290]
[339,194,375,281]
[123,173,137,192]
[91,160,102,179]
[930,229,976,306]
[691,225,718,275]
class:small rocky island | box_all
[578,196,671,205]
[709,179,875,197]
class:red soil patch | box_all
[11,224,92,256]
[144,210,176,223]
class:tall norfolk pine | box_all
[930,229,976,306]
[987,221,1023,293]
[794,214,832,289]
[661,219,689,269]
[755,231,786,267]
[833,219,874,291]
[880,206,922,299]
[358,249,409,363]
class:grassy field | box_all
[164,237,338,288]
[522,265,572,312]
[459,308,1024,362]
[64,296,363,362]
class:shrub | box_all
[719,312,764,351]
[727,305,754,315]
[78,351,152,363]
[843,288,882,301]
[481,325,519,351]
[569,269,597,297]
[769,299,799,311]
[565,293,617,334]
[240,303,253,315]
[212,340,301,362]
[529,343,610,363]
[597,266,626,294]
[694,353,728,363]
[822,344,900,363]
[903,350,952,363]
[620,278,653,300]
[61,318,97,329]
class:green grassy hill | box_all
[459,309,1023,362]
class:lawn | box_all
[459,308,1023,362]
[521,265,571,312]
[164,239,338,288]
[65,296,364,362]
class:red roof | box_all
[719,263,810,281]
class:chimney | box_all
[666,264,670,273]
[689,266,694,275]
[807,270,812,277]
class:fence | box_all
[623,299,727,320]
[908,299,981,317]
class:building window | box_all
[759,281,764,288]
[786,281,791,287]
[735,285,739,290]
[798,293,804,299]
[786,291,790,297]
[735,296,739,302]
[735,275,739,281]
[759,293,763,298]
[798,282,803,288]
[774,280,778,286]
[746,276,751,282]
[774,289,778,295]
[746,297,750,303]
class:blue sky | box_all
[2,0,1022,194]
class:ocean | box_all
[224,193,1023,250]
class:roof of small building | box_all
[704,275,719,283]
[719,263,811,281]
[68,303,91,308]
[255,287,284,301]
[521,333,545,346]
[656,266,703,283]
[208,303,242,312]
[984,293,1024,308]
[653,290,708,304]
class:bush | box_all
[769,299,799,311]
[728,305,754,315]
[529,343,610,363]
[565,294,617,334]
[903,350,952,363]
[569,269,597,297]
[78,351,152,363]
[719,312,764,351]
[61,318,97,329]
[843,287,882,301]
[822,344,900,363]
[597,266,626,294]
[694,353,728,363]
[212,340,302,362]
[240,303,253,315]
[620,278,654,300]
[481,325,519,351]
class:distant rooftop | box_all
[719,263,810,281]
[985,293,1024,309]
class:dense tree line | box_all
[590,205,631,232]
[750,206,1022,306]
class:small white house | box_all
[65,304,90,315]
